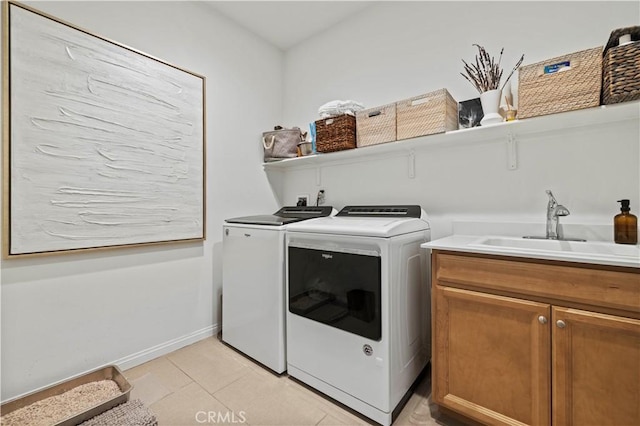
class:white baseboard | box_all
[115,324,219,371]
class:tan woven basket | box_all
[518,47,602,119]
[602,26,640,105]
[396,89,458,140]
[315,114,356,153]
[356,103,396,147]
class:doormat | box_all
[79,399,157,426]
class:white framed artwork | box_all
[3,1,206,257]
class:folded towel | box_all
[318,100,365,118]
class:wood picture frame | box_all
[3,1,206,257]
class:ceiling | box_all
[204,1,372,50]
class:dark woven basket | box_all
[602,26,640,105]
[315,115,356,153]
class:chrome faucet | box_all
[545,190,570,240]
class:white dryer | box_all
[285,205,431,425]
[222,206,333,374]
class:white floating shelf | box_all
[263,101,639,171]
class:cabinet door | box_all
[433,285,551,426]
[553,307,640,426]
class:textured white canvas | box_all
[8,4,205,255]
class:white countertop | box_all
[422,235,640,269]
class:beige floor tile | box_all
[284,378,374,425]
[393,373,433,425]
[394,396,437,426]
[129,372,173,406]
[395,392,465,426]
[317,413,352,425]
[248,388,327,425]
[213,346,362,425]
[125,356,193,393]
[150,382,238,426]
[215,373,326,425]
[167,340,251,394]
[214,369,285,411]
[191,336,289,385]
[215,339,293,377]
[183,336,226,353]
[188,337,257,368]
[320,405,374,426]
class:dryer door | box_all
[288,245,381,341]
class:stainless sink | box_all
[469,236,640,259]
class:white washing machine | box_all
[285,205,431,425]
[222,206,333,374]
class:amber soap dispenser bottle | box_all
[614,199,638,244]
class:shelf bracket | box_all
[507,132,517,170]
[408,150,416,179]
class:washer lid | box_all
[286,205,430,237]
[225,215,298,226]
[225,205,333,226]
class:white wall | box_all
[279,1,640,238]
[1,1,282,400]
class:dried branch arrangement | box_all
[461,44,524,94]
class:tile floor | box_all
[124,336,465,426]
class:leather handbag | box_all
[262,126,304,162]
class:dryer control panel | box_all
[336,205,422,218]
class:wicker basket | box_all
[396,89,458,140]
[315,114,356,153]
[602,26,640,105]
[356,103,396,147]
[518,47,602,119]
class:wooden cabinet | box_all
[552,307,640,426]
[432,250,640,426]
[434,286,551,425]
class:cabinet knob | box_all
[538,315,548,324]
[556,320,566,328]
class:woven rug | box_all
[79,399,157,426]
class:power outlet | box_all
[296,194,310,206]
